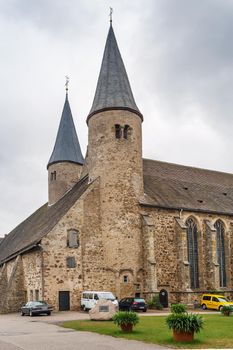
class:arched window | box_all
[186,218,199,288]
[214,220,226,287]
[50,171,56,181]
[115,124,122,139]
[123,125,130,139]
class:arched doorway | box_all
[159,289,168,307]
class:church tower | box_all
[87,21,144,297]
[47,87,84,205]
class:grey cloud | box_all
[1,0,233,235]
[139,0,233,132]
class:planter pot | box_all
[223,311,230,316]
[173,330,194,342]
[120,323,133,332]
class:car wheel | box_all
[219,305,223,311]
[47,311,51,316]
[29,310,33,317]
[202,304,207,310]
[143,309,147,313]
[21,311,24,316]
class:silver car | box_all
[21,301,53,316]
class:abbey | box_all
[0,22,233,313]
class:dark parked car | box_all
[119,298,147,312]
[21,301,53,316]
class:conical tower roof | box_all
[87,24,143,123]
[48,94,84,168]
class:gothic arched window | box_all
[214,220,226,287]
[186,218,199,289]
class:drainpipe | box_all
[38,244,44,300]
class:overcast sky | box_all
[1,0,233,236]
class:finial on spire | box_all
[109,7,113,25]
[65,75,69,98]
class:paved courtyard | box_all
[0,312,171,350]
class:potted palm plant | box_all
[112,311,139,332]
[221,305,233,316]
[166,303,204,342]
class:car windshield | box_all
[134,298,145,302]
[98,293,115,300]
[218,297,228,302]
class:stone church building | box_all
[0,23,233,312]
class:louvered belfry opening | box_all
[186,218,199,289]
[214,220,227,287]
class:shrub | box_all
[112,311,139,327]
[220,305,233,316]
[148,295,163,310]
[171,303,187,314]
[166,313,204,334]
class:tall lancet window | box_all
[214,220,226,287]
[186,218,199,289]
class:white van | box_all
[81,291,118,311]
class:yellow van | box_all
[201,294,233,310]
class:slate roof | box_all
[87,24,143,123]
[142,159,233,215]
[48,95,84,168]
[0,175,89,265]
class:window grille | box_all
[214,220,226,287]
[186,218,199,288]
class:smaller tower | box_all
[47,80,84,205]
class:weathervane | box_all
[109,7,113,24]
[65,75,69,96]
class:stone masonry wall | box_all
[0,256,25,313]
[41,178,104,311]
[141,206,233,305]
[22,250,43,301]
[48,162,83,205]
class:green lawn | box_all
[62,314,233,349]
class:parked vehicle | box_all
[119,297,147,312]
[200,294,233,311]
[81,291,118,311]
[21,301,53,316]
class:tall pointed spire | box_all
[87,24,143,123]
[48,91,84,168]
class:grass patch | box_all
[62,314,233,348]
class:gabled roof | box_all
[0,176,89,265]
[48,95,84,168]
[142,159,233,215]
[87,24,143,123]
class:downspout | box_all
[38,244,44,300]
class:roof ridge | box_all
[143,158,233,177]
